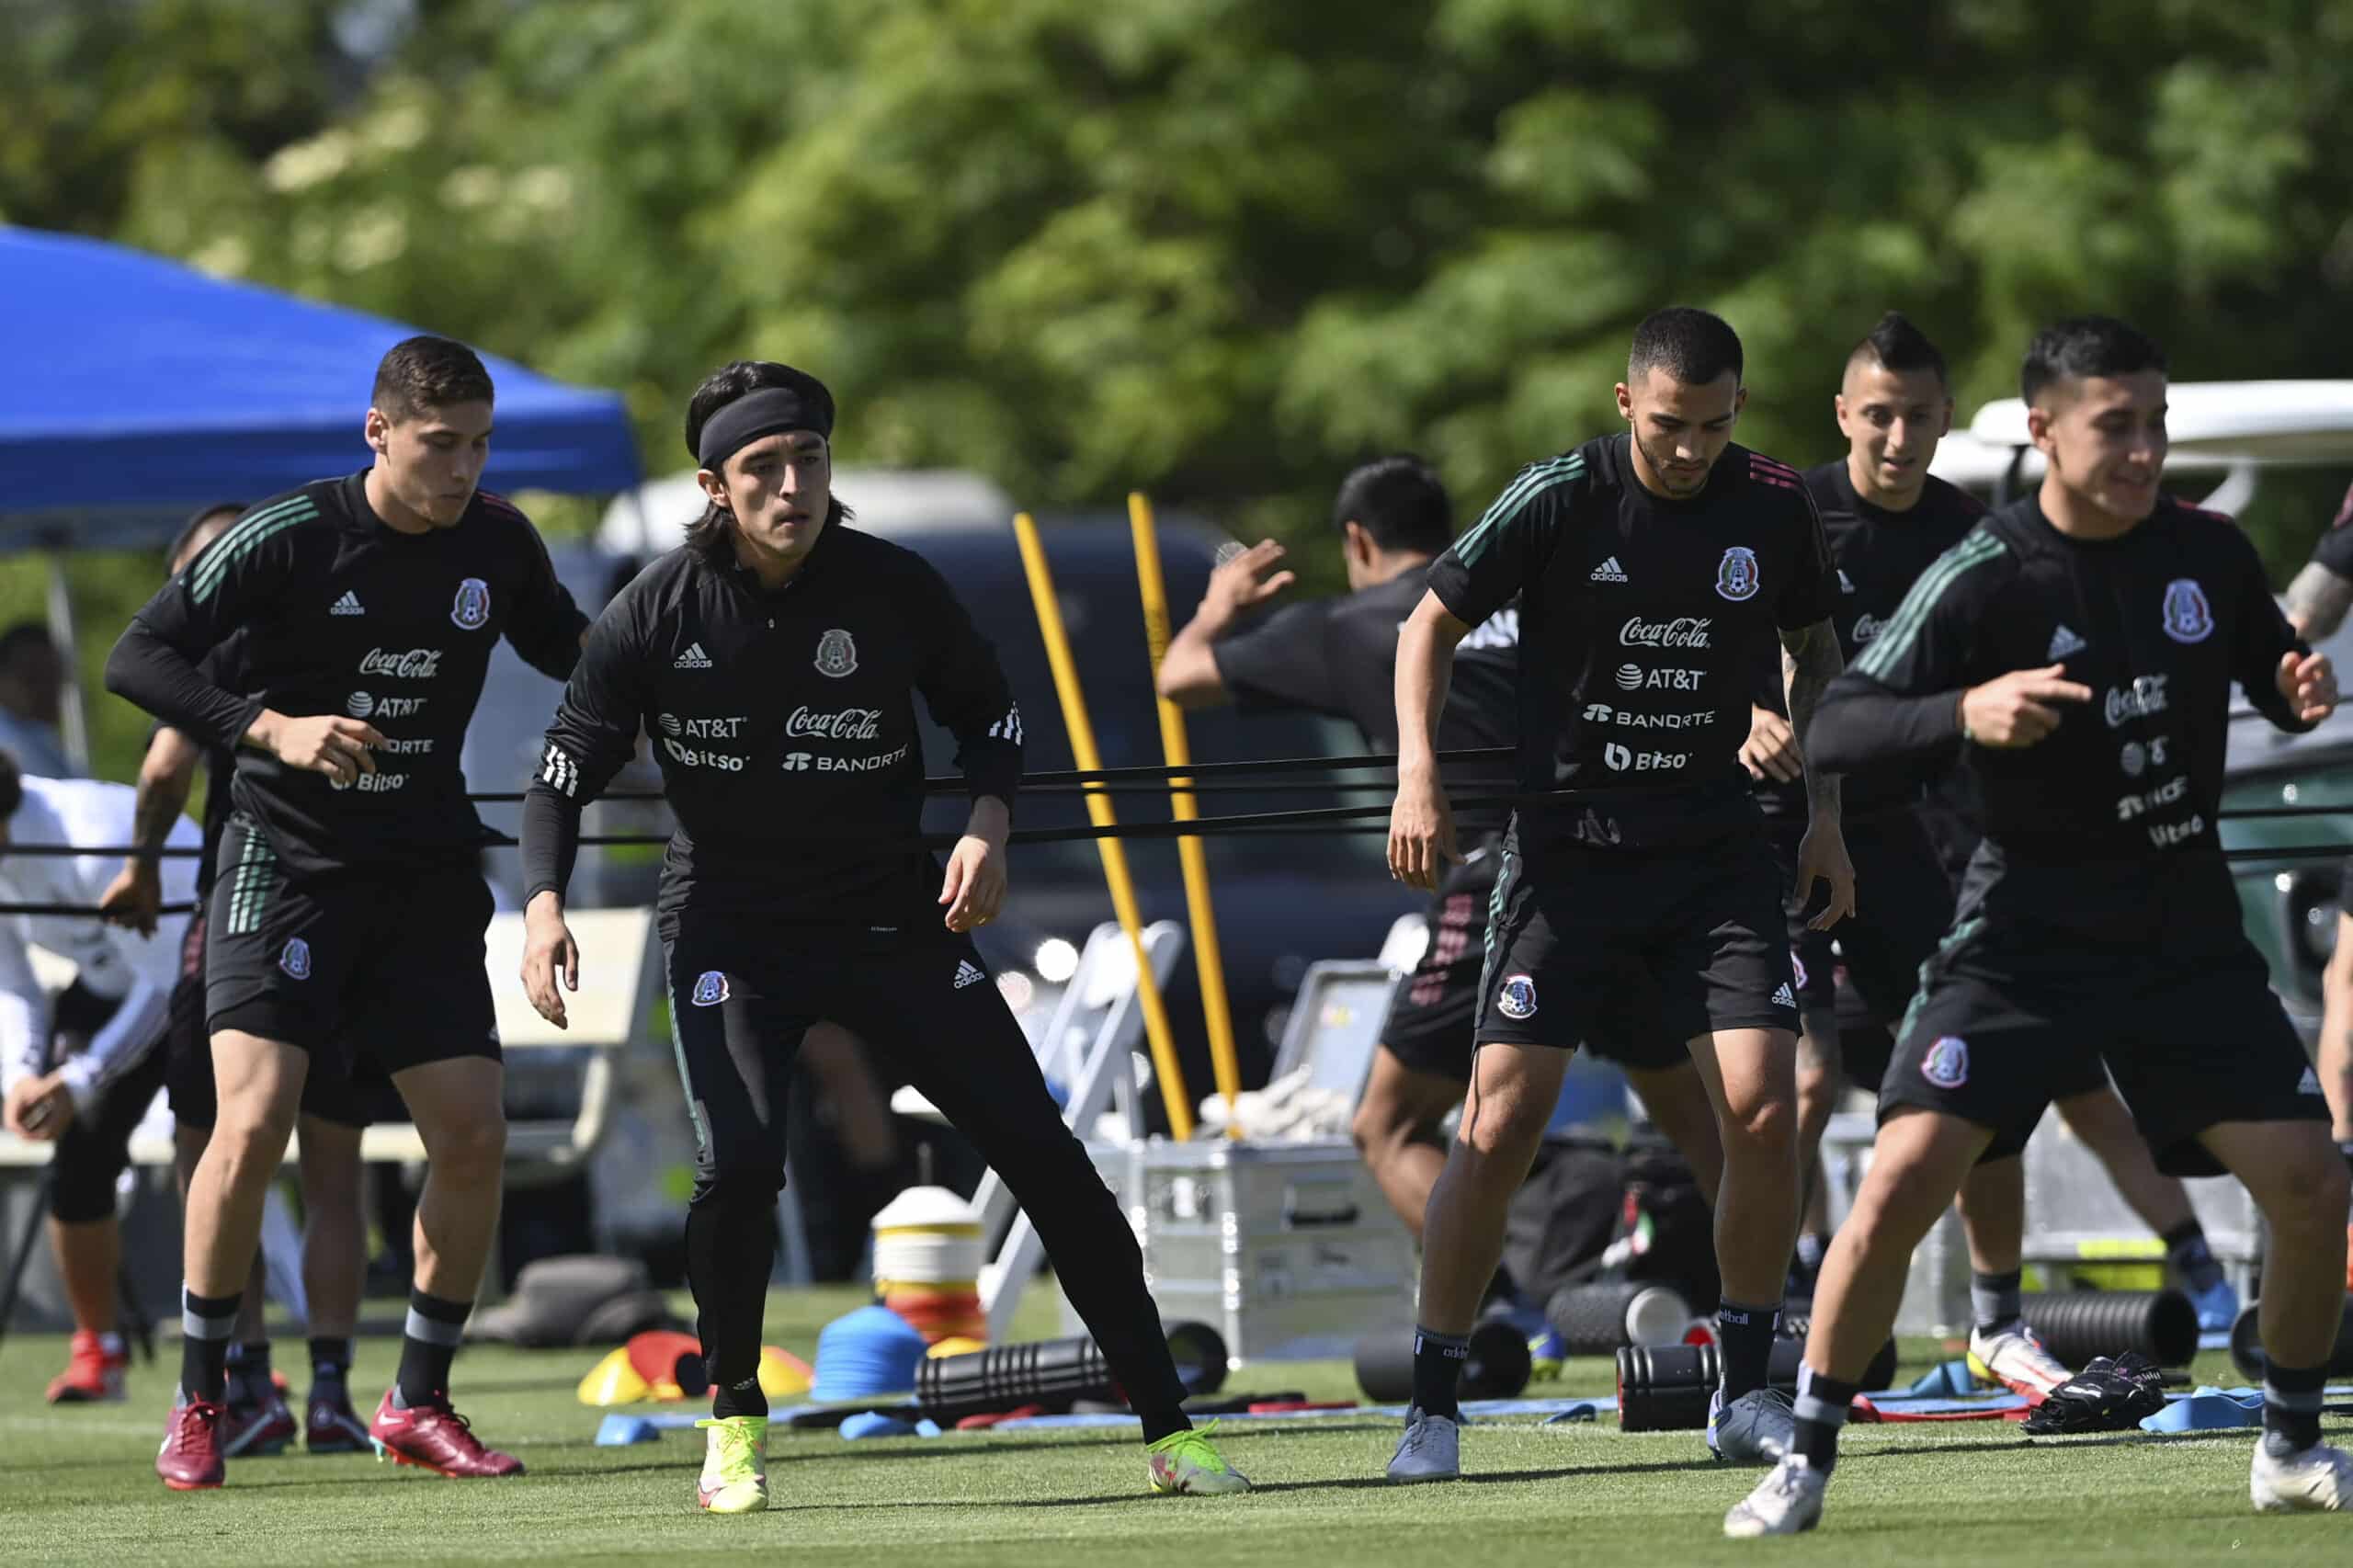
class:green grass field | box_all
[2,1284,2346,1567]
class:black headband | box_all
[693,380,835,470]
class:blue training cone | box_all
[596,1414,662,1446]
[2142,1388,2262,1434]
[1903,1359,1978,1398]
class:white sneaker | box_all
[1724,1455,1827,1538]
[1708,1387,1796,1465]
[1967,1322,2073,1399]
[1386,1406,1460,1483]
[2251,1438,2353,1513]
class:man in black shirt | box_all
[1157,457,1724,1239]
[517,361,1248,1512]
[1753,315,2235,1388]
[1383,309,1854,1481]
[106,337,589,1490]
[2286,482,2353,1190]
[1729,318,2351,1537]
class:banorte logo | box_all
[1619,617,1711,650]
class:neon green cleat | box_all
[1146,1421,1251,1496]
[695,1415,768,1514]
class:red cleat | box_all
[222,1389,299,1457]
[157,1397,227,1491]
[305,1385,373,1454]
[368,1390,524,1478]
[47,1329,128,1403]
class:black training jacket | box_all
[521,522,1022,933]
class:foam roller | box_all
[2229,1301,2353,1381]
[1353,1321,1533,1403]
[2019,1290,2197,1369]
[1547,1281,1692,1355]
[914,1320,1227,1423]
[1614,1337,1900,1431]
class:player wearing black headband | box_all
[106,335,588,1491]
[517,360,1250,1514]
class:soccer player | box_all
[2287,481,2353,1246]
[1155,456,1726,1238]
[517,360,1249,1513]
[0,753,195,1403]
[1728,316,2352,1537]
[1383,307,1854,1481]
[105,335,590,1490]
[97,503,384,1454]
[1759,314,2239,1388]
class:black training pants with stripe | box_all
[663,910,1189,1419]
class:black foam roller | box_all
[2230,1301,2353,1381]
[1353,1321,1532,1403]
[2018,1290,2198,1368]
[1614,1336,1899,1431]
[1548,1281,1691,1354]
[915,1321,1228,1422]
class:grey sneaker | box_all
[2251,1438,2353,1512]
[1724,1455,1827,1538]
[1708,1387,1796,1465]
[1386,1406,1460,1483]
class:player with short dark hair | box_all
[517,360,1249,1514]
[1157,456,1730,1241]
[106,334,589,1491]
[0,620,76,780]
[1383,307,1854,1481]
[1727,316,2352,1536]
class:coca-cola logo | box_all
[1619,617,1712,650]
[358,647,442,679]
[784,705,881,741]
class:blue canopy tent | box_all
[0,224,641,766]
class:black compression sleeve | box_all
[1805,679,1964,776]
[519,784,585,904]
[104,619,265,754]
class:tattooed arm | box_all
[2283,561,2353,642]
[97,727,203,937]
[1781,619,1856,927]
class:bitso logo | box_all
[1604,742,1633,771]
[814,629,858,677]
[691,971,729,1006]
[1714,546,1761,602]
[2161,579,2213,643]
[1496,973,1538,1020]
[450,577,491,631]
[1920,1035,1970,1088]
[278,938,313,981]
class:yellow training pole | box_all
[1127,492,1245,1139]
[1011,511,1196,1142]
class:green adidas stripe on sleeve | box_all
[1450,455,1585,568]
[192,494,317,602]
[1852,530,2006,680]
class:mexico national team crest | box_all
[451,577,492,631]
[1921,1035,1969,1089]
[2160,578,2212,643]
[1496,973,1538,1021]
[278,937,312,981]
[691,971,730,1007]
[814,628,858,678]
[1715,546,1761,602]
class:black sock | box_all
[394,1289,471,1409]
[1139,1408,1191,1445]
[225,1339,271,1403]
[1717,1301,1780,1403]
[1410,1326,1469,1420]
[686,1188,779,1421]
[2162,1221,2225,1294]
[1792,1364,1858,1473]
[309,1336,352,1389]
[1970,1269,2023,1334]
[2264,1362,2325,1457]
[179,1287,241,1404]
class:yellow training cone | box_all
[576,1346,651,1407]
[926,1336,986,1359]
[758,1346,814,1399]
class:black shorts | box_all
[1882,915,2325,1174]
[1380,842,1500,1083]
[1477,830,1799,1069]
[1770,818,1838,1022]
[165,908,394,1130]
[203,813,499,1083]
[43,983,170,1224]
